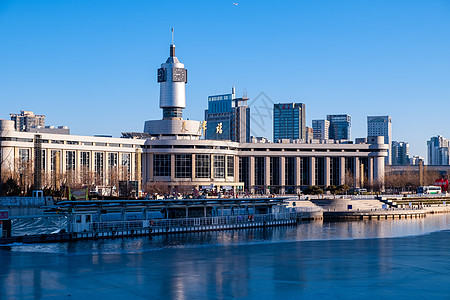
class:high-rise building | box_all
[427,135,450,165]
[327,114,351,141]
[391,141,410,165]
[367,116,392,165]
[10,111,45,132]
[204,87,251,143]
[273,103,306,141]
[312,119,330,140]
[409,156,425,166]
[306,126,314,141]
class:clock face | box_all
[157,68,166,82]
[172,68,187,82]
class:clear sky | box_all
[1,0,449,160]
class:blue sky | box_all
[1,0,449,159]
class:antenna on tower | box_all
[171,27,174,45]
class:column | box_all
[249,156,255,193]
[374,156,385,191]
[295,156,301,194]
[354,157,360,188]
[339,157,345,185]
[324,157,331,187]
[191,154,195,180]
[309,156,316,186]
[210,154,214,181]
[368,157,374,188]
[264,156,270,194]
[149,153,154,182]
[279,156,285,194]
[170,154,175,182]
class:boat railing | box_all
[77,212,303,233]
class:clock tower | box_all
[157,43,187,120]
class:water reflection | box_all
[1,214,450,299]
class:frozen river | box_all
[2,214,450,299]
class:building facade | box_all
[10,111,45,132]
[0,41,389,194]
[367,116,392,165]
[204,87,250,143]
[427,135,450,165]
[273,103,306,141]
[312,119,330,140]
[327,114,351,141]
[391,141,410,166]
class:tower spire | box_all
[170,28,175,57]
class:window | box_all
[51,150,61,171]
[175,154,192,178]
[81,152,90,168]
[214,155,225,179]
[153,154,171,177]
[66,151,76,171]
[95,152,104,174]
[18,148,30,162]
[121,153,131,180]
[108,153,118,169]
[195,154,210,179]
[227,156,234,177]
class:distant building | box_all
[312,120,329,140]
[409,156,425,166]
[10,111,45,132]
[391,141,410,165]
[427,135,450,165]
[204,87,250,143]
[306,126,314,141]
[29,126,70,135]
[273,103,306,141]
[327,114,351,141]
[367,116,392,165]
[355,138,367,144]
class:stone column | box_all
[295,156,301,194]
[264,156,270,194]
[149,153,154,182]
[324,157,331,187]
[368,157,374,188]
[249,156,255,194]
[170,154,175,182]
[354,157,360,188]
[279,156,285,194]
[309,156,316,186]
[374,156,385,191]
[191,154,196,180]
[339,157,345,185]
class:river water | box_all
[2,214,450,299]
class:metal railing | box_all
[0,197,46,207]
[72,212,303,233]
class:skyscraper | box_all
[312,119,330,140]
[391,141,410,165]
[10,111,45,132]
[273,103,306,141]
[204,87,251,143]
[327,114,351,141]
[367,116,392,165]
[427,135,450,165]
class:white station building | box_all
[0,42,389,194]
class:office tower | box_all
[204,87,251,142]
[306,127,313,141]
[327,114,351,141]
[427,135,450,165]
[391,141,410,165]
[312,119,330,140]
[367,116,392,165]
[273,103,306,141]
[10,111,45,132]
[409,156,424,166]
